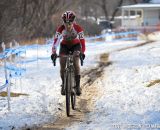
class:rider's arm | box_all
[79,32,85,53]
[52,25,64,54]
[75,24,86,53]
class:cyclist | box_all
[51,11,86,96]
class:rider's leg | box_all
[60,57,66,84]
[60,57,67,95]
[59,45,68,95]
[73,50,81,96]
[75,74,81,96]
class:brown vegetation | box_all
[0,91,29,97]
[146,79,160,87]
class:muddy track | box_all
[26,53,111,130]
[116,41,154,52]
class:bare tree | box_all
[94,0,124,21]
[110,0,123,21]
[0,0,139,43]
[0,0,80,43]
[132,0,139,3]
[78,0,125,24]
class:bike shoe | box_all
[76,88,82,96]
[61,85,65,95]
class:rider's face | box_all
[64,22,73,31]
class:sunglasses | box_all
[64,19,73,24]
[64,22,73,25]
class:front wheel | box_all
[65,71,71,117]
[71,91,76,110]
[71,70,76,110]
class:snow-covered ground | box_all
[0,39,160,130]
[68,41,160,130]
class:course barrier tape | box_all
[86,31,140,40]
[9,71,24,78]
[16,57,50,64]
[0,47,26,59]
[0,44,49,60]
[6,64,26,72]
[0,80,8,91]
[113,37,137,41]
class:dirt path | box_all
[40,83,100,130]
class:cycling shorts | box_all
[59,43,81,55]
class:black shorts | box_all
[59,44,81,55]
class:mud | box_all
[116,41,153,52]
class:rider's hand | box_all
[81,53,85,60]
[51,53,57,61]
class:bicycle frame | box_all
[53,52,83,116]
[65,53,76,116]
[63,53,76,95]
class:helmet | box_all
[62,11,76,23]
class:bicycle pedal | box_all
[71,88,76,94]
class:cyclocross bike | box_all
[53,52,83,116]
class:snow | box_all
[68,41,160,130]
[0,39,160,130]
[121,3,160,9]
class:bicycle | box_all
[53,51,83,116]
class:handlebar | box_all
[79,53,84,66]
[52,54,84,66]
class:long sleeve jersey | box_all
[52,23,85,54]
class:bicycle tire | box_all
[65,71,71,117]
[71,92,76,110]
[71,71,76,110]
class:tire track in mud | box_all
[28,53,111,130]
[116,41,153,52]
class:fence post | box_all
[2,42,8,86]
[17,42,23,92]
[7,77,11,110]
[2,42,10,110]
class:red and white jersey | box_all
[52,23,85,54]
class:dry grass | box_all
[0,38,46,53]
[0,91,29,97]
[20,37,46,45]
[146,79,160,87]
[100,53,109,63]
[0,59,3,67]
